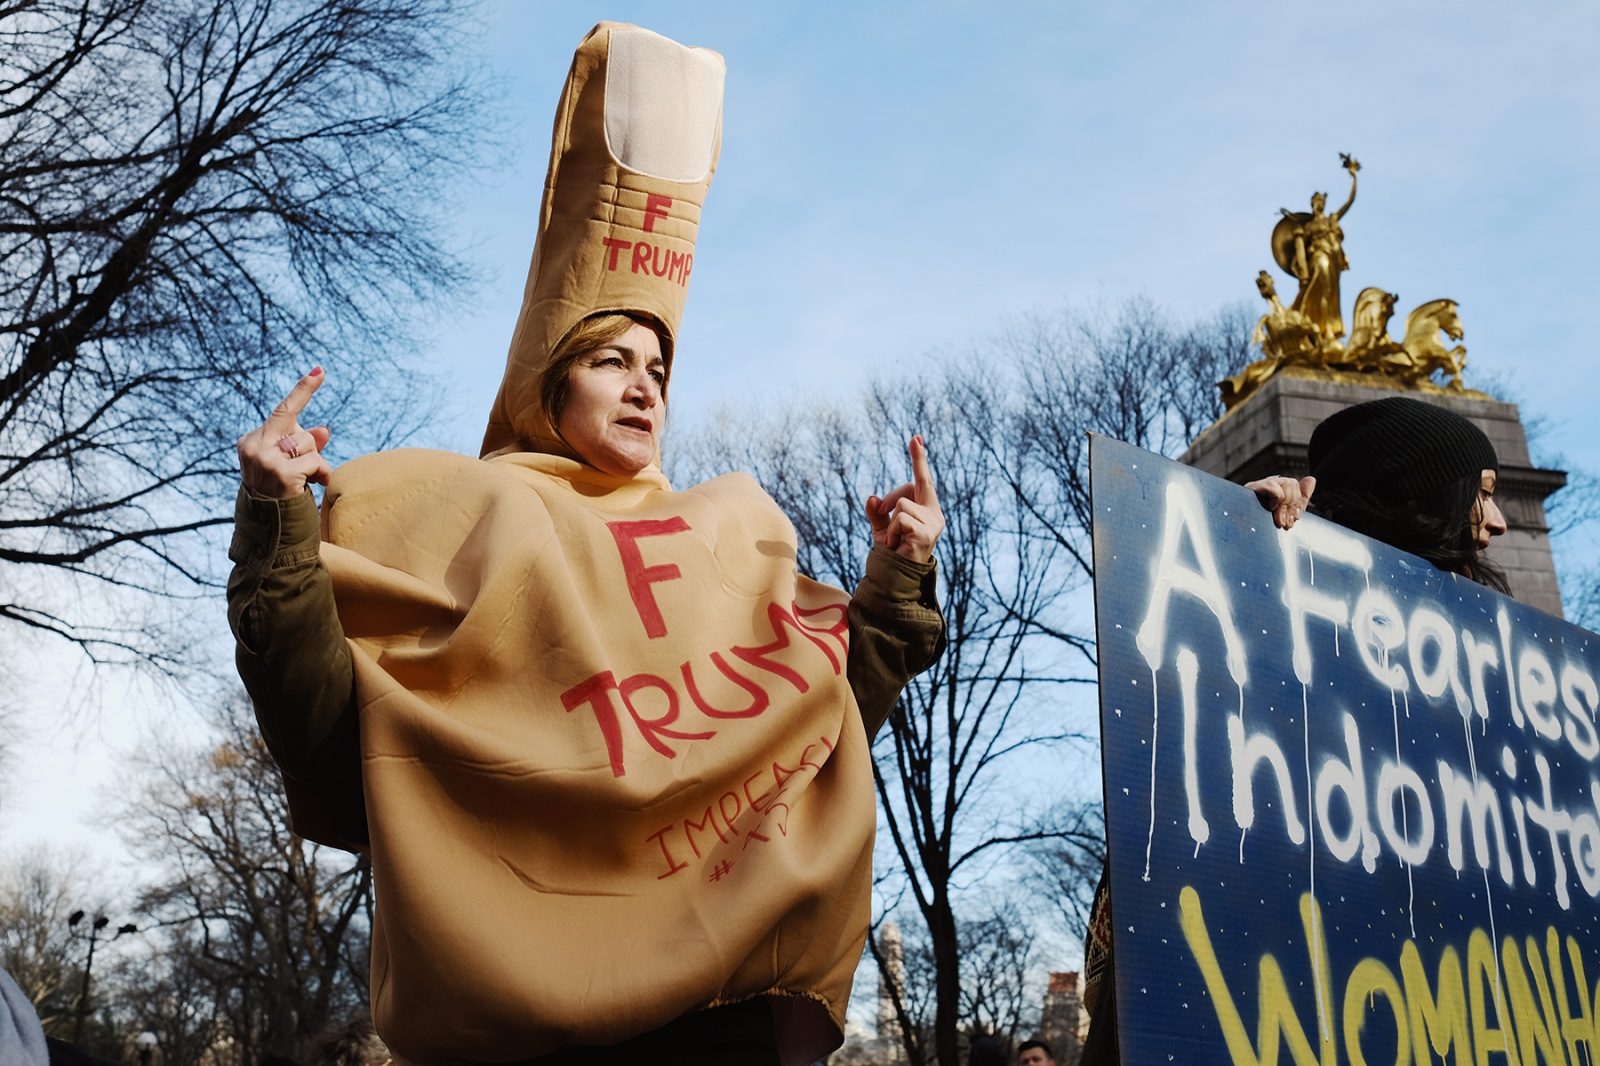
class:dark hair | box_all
[967,1034,1007,1066]
[1018,1038,1055,1058]
[1308,471,1509,594]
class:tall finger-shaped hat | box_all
[481,23,725,458]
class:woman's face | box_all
[1472,469,1507,550]
[556,321,666,477]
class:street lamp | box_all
[69,912,138,1046]
[134,1030,159,1066]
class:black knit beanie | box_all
[1308,397,1498,502]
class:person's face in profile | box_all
[1471,469,1507,550]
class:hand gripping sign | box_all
[1091,434,1600,1066]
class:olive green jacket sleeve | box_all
[227,485,946,848]
[227,487,367,849]
[847,548,946,741]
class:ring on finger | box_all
[276,434,302,460]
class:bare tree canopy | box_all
[0,706,373,1063]
[673,297,1252,1066]
[998,297,1254,588]
[117,701,373,1065]
[0,0,488,663]
[1025,800,1106,945]
[0,847,110,1033]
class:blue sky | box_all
[434,1,1600,472]
[8,0,1600,933]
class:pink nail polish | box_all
[310,366,323,376]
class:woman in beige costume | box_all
[229,23,945,1066]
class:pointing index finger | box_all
[910,434,936,505]
[268,366,325,430]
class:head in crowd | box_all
[310,1016,391,1066]
[1307,396,1508,592]
[1017,1038,1057,1066]
[968,1033,1007,1066]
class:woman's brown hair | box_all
[538,313,669,434]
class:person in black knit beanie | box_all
[1080,397,1509,1066]
[1249,395,1509,591]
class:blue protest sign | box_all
[1091,434,1600,1066]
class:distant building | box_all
[837,940,1091,1066]
[1036,970,1087,1063]
[874,922,906,1064]
[832,923,908,1066]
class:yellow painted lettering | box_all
[1179,886,1336,1066]
[1345,956,1411,1066]
[1549,933,1595,1066]
[1470,928,1522,1066]
[1502,935,1570,1066]
[1401,940,1471,1066]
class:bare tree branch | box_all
[0,0,492,667]
[671,296,1255,1066]
[114,698,372,1064]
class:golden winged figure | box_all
[1270,153,1359,345]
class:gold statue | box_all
[1219,156,1480,410]
[1345,286,1402,368]
[1250,271,1318,365]
[1388,298,1467,388]
[1272,153,1359,346]
[1216,273,1317,407]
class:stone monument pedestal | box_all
[1178,369,1568,617]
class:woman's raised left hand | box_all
[866,435,945,564]
[1246,474,1316,530]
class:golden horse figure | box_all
[1343,286,1404,369]
[1219,271,1319,408]
[1385,298,1467,388]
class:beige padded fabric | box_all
[340,24,868,1066]
[480,22,724,459]
[326,451,872,1066]
[604,26,724,181]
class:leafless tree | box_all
[108,942,232,1066]
[0,0,489,666]
[674,296,1254,1066]
[1532,416,1600,630]
[864,372,1093,1066]
[115,699,373,1065]
[860,904,1039,1065]
[1025,800,1106,945]
[954,904,1037,1054]
[0,847,111,1031]
[676,370,1092,1066]
[1548,471,1600,630]
[993,298,1253,599]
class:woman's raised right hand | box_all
[237,367,333,499]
